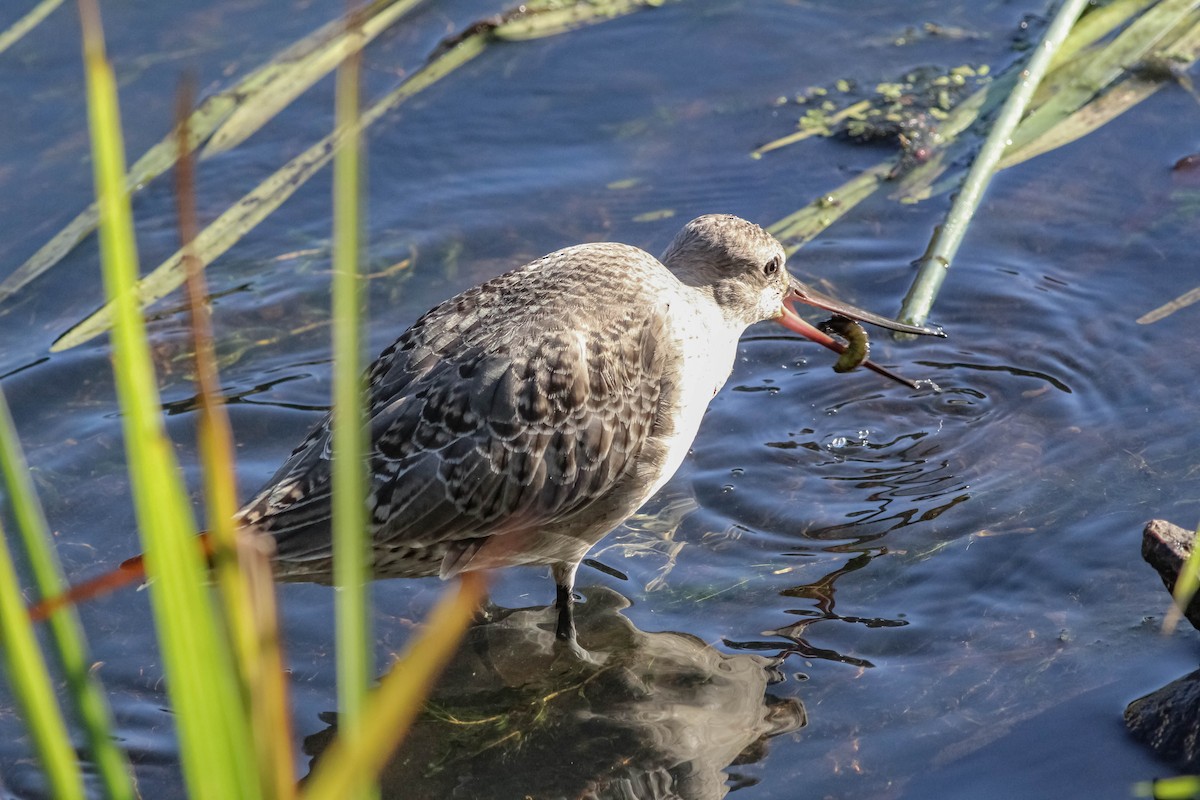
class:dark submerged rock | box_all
[1124,668,1200,771]
[1124,519,1200,769]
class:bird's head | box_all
[662,214,945,384]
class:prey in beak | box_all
[778,275,945,389]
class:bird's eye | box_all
[764,257,781,276]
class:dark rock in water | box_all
[1125,668,1200,771]
[1142,519,1200,632]
[1128,520,1200,769]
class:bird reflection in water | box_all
[302,586,805,799]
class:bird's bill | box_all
[785,276,945,337]
[777,276,945,389]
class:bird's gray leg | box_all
[552,561,579,641]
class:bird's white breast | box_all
[640,288,744,502]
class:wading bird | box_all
[33,214,943,640]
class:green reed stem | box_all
[78,0,259,795]
[331,14,373,800]
[898,0,1092,331]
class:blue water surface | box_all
[1,1,1198,797]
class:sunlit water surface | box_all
[2,1,1199,797]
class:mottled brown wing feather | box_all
[236,244,675,581]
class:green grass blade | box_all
[50,127,342,352]
[1164,522,1200,634]
[204,0,423,156]
[752,100,872,158]
[0,516,84,800]
[52,0,662,352]
[886,3,1196,199]
[1134,775,1200,799]
[0,92,233,306]
[77,1,259,796]
[303,574,486,800]
[331,17,373,800]
[897,0,1092,330]
[755,1,1196,296]
[0,390,136,799]
[0,0,64,55]
[50,24,489,354]
[759,0,1176,234]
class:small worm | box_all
[819,315,870,373]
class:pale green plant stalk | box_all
[897,0,1092,330]
[331,13,373,800]
[0,0,423,305]
[203,0,423,156]
[1163,521,1200,634]
[77,0,259,795]
[50,0,669,352]
[764,0,1191,256]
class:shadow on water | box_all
[302,586,805,799]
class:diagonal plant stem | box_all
[1010,0,1199,155]
[302,573,487,800]
[1138,283,1200,324]
[766,0,1180,265]
[0,0,64,55]
[896,0,1093,331]
[769,162,896,254]
[47,27,484,353]
[201,0,424,156]
[999,11,1200,168]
